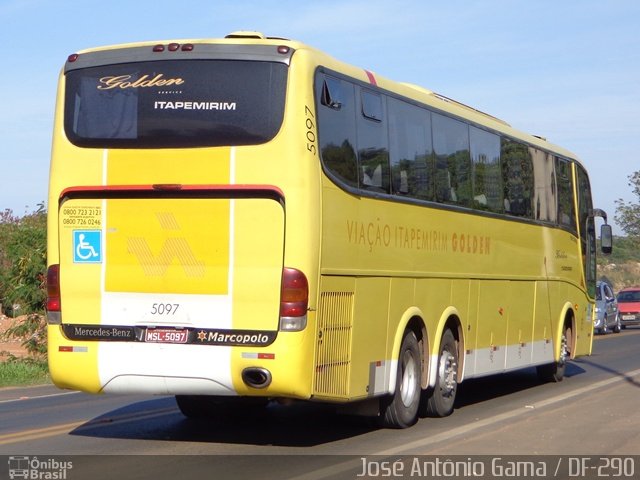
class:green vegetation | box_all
[598,237,640,290]
[3,313,48,357]
[0,204,49,386]
[0,356,49,387]
[598,170,640,290]
[615,171,640,239]
[0,204,47,316]
[598,236,640,265]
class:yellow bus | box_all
[47,31,612,428]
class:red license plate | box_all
[145,328,188,344]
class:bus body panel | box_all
[47,35,599,414]
[52,191,286,394]
[318,168,589,393]
[350,277,392,399]
[48,42,324,399]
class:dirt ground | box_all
[0,315,29,360]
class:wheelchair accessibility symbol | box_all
[73,230,102,263]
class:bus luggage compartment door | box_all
[57,193,285,333]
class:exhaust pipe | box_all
[242,367,272,389]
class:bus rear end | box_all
[47,38,317,404]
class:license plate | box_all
[145,328,188,344]
[622,315,636,321]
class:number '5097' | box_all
[151,303,179,315]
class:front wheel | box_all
[424,329,458,417]
[537,325,571,383]
[379,330,421,428]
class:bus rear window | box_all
[64,60,287,148]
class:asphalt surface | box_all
[1,329,639,479]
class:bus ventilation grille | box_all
[314,291,354,398]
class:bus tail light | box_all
[279,268,308,331]
[47,264,62,324]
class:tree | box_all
[0,204,47,315]
[615,171,640,241]
[0,204,47,359]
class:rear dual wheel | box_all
[379,330,421,428]
[380,328,460,428]
[424,329,458,417]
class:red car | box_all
[616,287,640,328]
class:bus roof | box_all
[67,31,581,165]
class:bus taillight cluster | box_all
[47,264,61,312]
[279,268,308,331]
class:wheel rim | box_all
[559,328,571,366]
[400,349,419,407]
[438,349,457,398]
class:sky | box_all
[0,0,638,234]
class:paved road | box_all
[1,329,639,479]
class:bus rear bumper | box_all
[101,374,235,395]
[47,325,313,399]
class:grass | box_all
[0,356,50,387]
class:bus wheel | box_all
[537,325,571,383]
[425,329,458,417]
[379,330,421,428]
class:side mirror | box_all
[601,224,612,254]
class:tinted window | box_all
[531,148,556,222]
[470,127,502,213]
[576,165,595,293]
[604,284,614,300]
[576,165,593,235]
[321,76,343,110]
[618,290,640,302]
[432,113,471,205]
[501,139,533,217]
[65,60,287,148]
[362,90,383,121]
[358,90,389,192]
[555,157,577,231]
[316,70,582,233]
[317,76,358,187]
[388,97,433,199]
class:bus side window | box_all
[321,76,342,110]
[470,126,503,213]
[317,75,359,188]
[555,157,577,232]
[358,90,390,193]
[501,138,533,218]
[388,97,433,200]
[432,113,471,206]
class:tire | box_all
[425,329,458,417]
[613,315,621,334]
[601,316,608,335]
[537,325,571,383]
[379,330,421,428]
